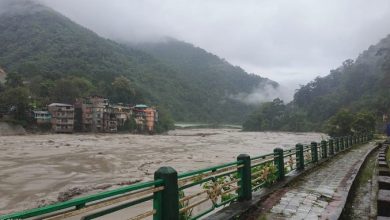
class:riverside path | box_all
[258,142,376,220]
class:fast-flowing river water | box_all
[0,129,325,214]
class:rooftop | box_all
[134,104,148,108]
[48,103,73,107]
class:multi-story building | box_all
[74,98,93,132]
[89,96,108,132]
[75,96,108,132]
[144,108,158,133]
[133,104,158,133]
[103,109,118,133]
[48,103,74,133]
[109,104,132,128]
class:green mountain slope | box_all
[293,34,390,123]
[0,0,276,123]
[244,34,390,132]
[134,38,277,98]
[134,38,278,123]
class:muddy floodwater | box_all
[0,129,325,214]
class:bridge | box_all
[0,134,378,220]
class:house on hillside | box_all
[48,103,74,133]
[75,96,108,132]
[109,104,132,128]
[74,98,93,132]
[133,104,158,133]
[89,96,108,132]
[103,109,117,133]
[32,110,51,124]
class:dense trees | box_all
[108,76,139,104]
[244,34,390,134]
[1,72,30,121]
[135,38,277,123]
[325,109,376,136]
[49,77,96,104]
[243,99,312,132]
[0,2,276,125]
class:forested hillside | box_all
[135,39,278,123]
[244,34,390,134]
[135,38,277,102]
[0,0,276,123]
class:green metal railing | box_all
[0,133,373,220]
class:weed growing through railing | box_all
[304,150,312,163]
[251,163,277,191]
[202,174,237,205]
[284,155,295,173]
[179,190,193,220]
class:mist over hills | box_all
[0,0,278,123]
[293,34,390,122]
[243,33,390,132]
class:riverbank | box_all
[0,122,26,136]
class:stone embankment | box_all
[0,122,26,136]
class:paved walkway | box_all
[263,143,376,220]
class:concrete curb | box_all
[321,142,379,220]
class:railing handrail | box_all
[0,179,163,219]
[178,160,242,179]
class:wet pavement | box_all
[265,142,376,220]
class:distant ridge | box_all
[0,0,277,123]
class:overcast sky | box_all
[40,0,390,88]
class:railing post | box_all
[274,148,284,181]
[349,136,353,146]
[237,154,252,201]
[311,142,318,163]
[340,137,345,150]
[329,139,334,156]
[345,136,349,148]
[154,167,179,220]
[295,144,304,171]
[334,138,339,153]
[321,140,327,159]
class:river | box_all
[0,128,325,215]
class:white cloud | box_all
[39,0,390,90]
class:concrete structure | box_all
[48,103,74,133]
[133,104,158,133]
[109,104,132,128]
[103,110,117,133]
[144,108,158,132]
[32,110,51,124]
[89,96,108,132]
[51,98,158,134]
[74,96,109,132]
[74,98,93,132]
